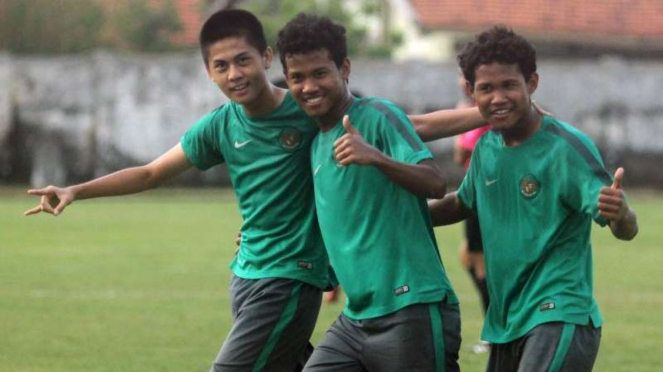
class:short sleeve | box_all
[180,107,225,170]
[457,147,479,212]
[560,134,612,226]
[362,100,432,164]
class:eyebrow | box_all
[212,51,251,64]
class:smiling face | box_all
[284,49,350,126]
[205,36,272,110]
[470,62,538,131]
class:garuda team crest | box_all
[279,127,302,150]
[520,174,540,199]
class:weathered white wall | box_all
[0,53,12,179]
[2,52,662,187]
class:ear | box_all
[263,46,274,69]
[464,80,474,96]
[465,80,475,100]
[527,72,539,95]
[340,58,351,81]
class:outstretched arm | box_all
[24,144,193,216]
[598,167,638,240]
[428,192,473,226]
[409,102,553,142]
[333,116,446,199]
[408,107,486,142]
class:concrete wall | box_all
[2,51,662,187]
[0,53,13,180]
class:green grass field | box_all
[1,187,661,372]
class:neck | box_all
[317,89,353,132]
[243,84,287,118]
[501,105,543,147]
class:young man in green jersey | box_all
[24,9,331,372]
[278,14,462,372]
[429,26,639,372]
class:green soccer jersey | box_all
[180,92,330,289]
[458,116,612,343]
[311,97,458,320]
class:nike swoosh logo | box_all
[485,179,498,186]
[234,140,252,149]
[314,164,322,176]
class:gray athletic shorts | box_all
[486,322,601,372]
[209,276,323,372]
[303,301,461,372]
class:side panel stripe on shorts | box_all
[252,282,302,372]
[547,323,576,372]
[429,303,445,372]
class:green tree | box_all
[111,0,183,52]
[243,0,400,58]
[0,0,105,54]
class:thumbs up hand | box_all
[598,167,628,221]
[333,115,383,166]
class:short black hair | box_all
[458,26,537,87]
[199,9,267,65]
[276,13,347,70]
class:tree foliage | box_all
[243,0,400,58]
[0,0,105,54]
[109,0,183,52]
[0,0,183,54]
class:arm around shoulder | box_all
[409,107,486,142]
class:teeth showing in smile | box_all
[231,84,248,91]
[493,109,510,115]
[306,97,322,104]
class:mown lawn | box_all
[1,187,661,371]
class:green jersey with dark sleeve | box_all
[311,97,458,320]
[457,116,612,343]
[180,92,330,289]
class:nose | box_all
[302,78,318,95]
[491,89,508,105]
[228,64,243,81]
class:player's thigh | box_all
[518,322,600,372]
[486,341,522,372]
[262,281,323,372]
[211,278,322,372]
[303,315,366,372]
[365,301,461,372]
[558,324,600,372]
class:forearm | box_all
[428,192,472,226]
[409,107,486,142]
[70,166,163,201]
[609,208,638,240]
[372,157,446,199]
[72,144,192,201]
[25,144,192,217]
